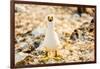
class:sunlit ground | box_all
[14,4,95,66]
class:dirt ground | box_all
[14,4,95,66]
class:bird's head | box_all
[48,16,53,22]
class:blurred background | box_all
[15,3,95,66]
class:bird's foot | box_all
[41,56,49,61]
[53,55,62,61]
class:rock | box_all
[16,60,26,66]
[23,55,34,64]
[77,7,86,16]
[70,29,79,41]
[23,45,35,53]
[72,13,80,21]
[16,48,22,53]
[15,52,29,64]
[16,55,34,66]
[19,42,29,50]
[33,40,41,49]
[31,26,46,37]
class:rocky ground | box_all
[15,4,95,66]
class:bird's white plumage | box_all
[37,20,61,50]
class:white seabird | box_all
[37,15,61,58]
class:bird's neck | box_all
[47,22,54,31]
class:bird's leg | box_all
[48,49,53,58]
[45,51,48,57]
[55,50,57,57]
[47,49,55,59]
